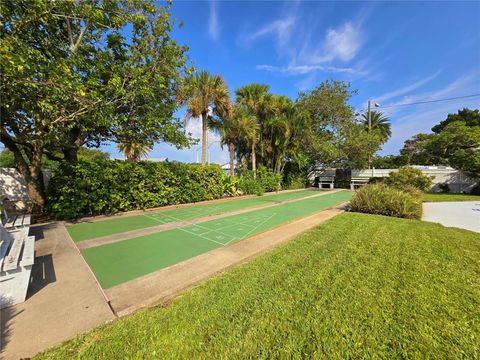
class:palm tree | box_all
[181,71,230,164]
[210,103,240,178]
[238,110,260,178]
[361,111,392,143]
[117,142,152,162]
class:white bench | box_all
[350,177,370,190]
[3,209,31,229]
[318,176,335,190]
[0,226,35,308]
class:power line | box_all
[380,93,480,109]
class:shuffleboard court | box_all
[67,189,322,242]
[82,190,352,289]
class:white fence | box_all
[0,168,52,202]
[315,167,476,193]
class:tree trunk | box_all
[252,142,256,179]
[201,112,208,165]
[26,165,46,212]
[229,142,235,178]
[63,147,78,164]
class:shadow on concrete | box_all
[0,296,24,354]
[27,254,56,299]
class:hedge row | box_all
[47,159,225,219]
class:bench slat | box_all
[3,228,28,271]
[22,215,31,226]
[0,229,12,270]
[20,236,35,267]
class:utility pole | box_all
[367,100,372,170]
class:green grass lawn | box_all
[67,189,321,242]
[38,212,480,359]
[423,193,480,202]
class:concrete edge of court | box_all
[106,204,347,317]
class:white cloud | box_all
[245,16,296,47]
[256,64,365,76]
[373,70,442,104]
[310,22,363,64]
[208,1,219,40]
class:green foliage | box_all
[237,168,282,195]
[221,176,241,197]
[0,149,14,167]
[36,213,480,359]
[47,159,224,219]
[372,154,407,169]
[360,110,392,143]
[237,177,264,196]
[385,166,433,192]
[349,184,423,219]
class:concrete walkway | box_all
[0,222,114,360]
[422,201,480,233]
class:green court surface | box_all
[67,189,322,242]
[82,190,352,288]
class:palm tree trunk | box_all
[201,111,208,165]
[229,142,235,178]
[251,142,256,179]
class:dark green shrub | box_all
[470,182,480,195]
[47,159,224,219]
[237,177,264,196]
[385,166,433,192]
[257,168,282,192]
[349,184,423,219]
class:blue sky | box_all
[108,1,479,163]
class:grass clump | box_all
[423,193,480,202]
[350,183,423,219]
[36,213,480,359]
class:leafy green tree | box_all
[1,0,191,210]
[238,110,260,178]
[372,155,406,169]
[361,111,392,143]
[431,108,480,133]
[400,134,437,165]
[428,121,480,179]
[0,149,15,168]
[181,71,231,165]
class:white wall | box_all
[0,168,51,201]
[315,167,476,193]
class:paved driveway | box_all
[423,201,480,233]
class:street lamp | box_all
[367,100,381,170]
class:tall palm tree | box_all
[209,103,242,178]
[181,71,230,164]
[361,111,392,143]
[238,110,260,178]
[117,142,152,162]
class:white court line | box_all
[223,212,278,246]
[143,213,229,246]
[147,212,242,240]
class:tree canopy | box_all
[1,0,192,209]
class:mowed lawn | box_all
[423,193,480,202]
[38,212,480,359]
[67,189,321,242]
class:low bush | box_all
[385,166,433,192]
[47,159,224,219]
[470,182,480,195]
[349,184,423,219]
[236,168,282,195]
[237,177,264,196]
